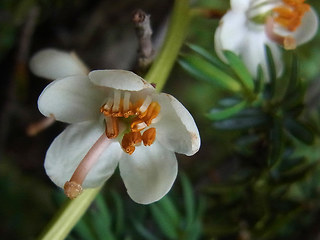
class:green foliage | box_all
[65,175,205,240]
[179,42,320,239]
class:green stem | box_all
[145,0,190,91]
[38,187,101,240]
[37,0,190,239]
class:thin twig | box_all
[132,9,154,69]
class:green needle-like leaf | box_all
[150,204,178,239]
[181,172,195,229]
[157,196,180,227]
[207,100,247,121]
[265,45,277,96]
[268,118,285,168]
[224,50,255,92]
[179,55,241,92]
[284,118,315,144]
[186,43,229,71]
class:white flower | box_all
[214,0,318,80]
[32,51,201,204]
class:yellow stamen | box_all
[142,128,156,146]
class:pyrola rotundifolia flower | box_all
[32,50,200,204]
[215,0,318,79]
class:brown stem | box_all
[132,9,154,69]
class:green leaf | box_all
[180,172,195,229]
[156,196,180,227]
[255,65,265,94]
[207,100,247,121]
[288,53,299,91]
[213,109,267,130]
[88,194,116,240]
[284,118,314,144]
[179,55,241,92]
[72,218,97,240]
[271,74,290,104]
[150,204,178,239]
[217,97,242,107]
[134,222,159,240]
[268,118,285,168]
[111,191,124,236]
[186,43,229,71]
[223,50,255,92]
[277,161,318,184]
[185,219,202,240]
[265,45,277,87]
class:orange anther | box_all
[101,94,160,154]
[105,117,119,139]
[131,118,147,132]
[121,132,142,154]
[100,105,111,116]
[134,99,144,114]
[123,101,134,118]
[142,128,156,146]
[140,102,161,126]
[273,0,310,31]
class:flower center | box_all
[100,91,160,154]
[272,0,310,31]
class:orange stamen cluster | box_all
[100,92,160,154]
[273,0,310,31]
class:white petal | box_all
[89,70,154,91]
[230,0,251,11]
[38,75,107,123]
[214,10,248,62]
[44,121,121,188]
[154,93,200,156]
[239,31,283,80]
[30,49,89,80]
[294,8,318,45]
[119,141,177,204]
[275,8,318,46]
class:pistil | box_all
[64,133,112,199]
[265,16,296,49]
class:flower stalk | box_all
[145,0,190,91]
[38,0,191,239]
[37,187,101,240]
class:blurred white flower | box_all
[27,49,90,136]
[214,0,318,80]
[32,51,200,204]
[30,49,89,80]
